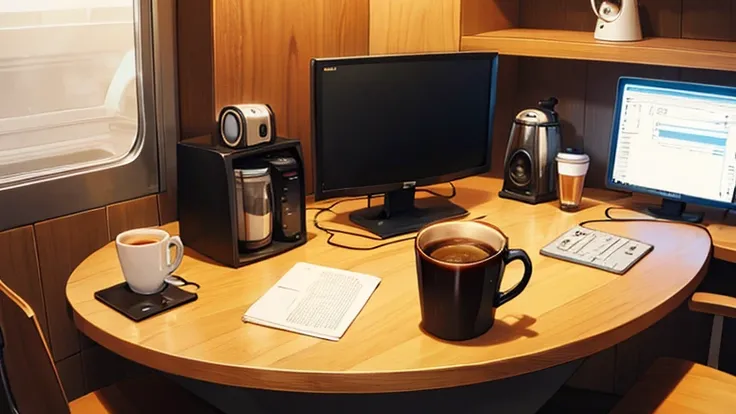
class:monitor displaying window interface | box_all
[608,77,736,211]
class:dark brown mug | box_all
[415,220,533,341]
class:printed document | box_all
[243,262,381,341]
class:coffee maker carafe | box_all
[499,98,562,204]
[234,167,273,251]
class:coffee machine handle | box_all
[496,249,533,307]
[538,97,559,111]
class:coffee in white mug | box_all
[115,228,184,294]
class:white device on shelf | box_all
[590,0,642,42]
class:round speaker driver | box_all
[221,110,243,147]
[509,150,532,187]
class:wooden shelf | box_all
[461,29,736,71]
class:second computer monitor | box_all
[311,52,498,238]
[607,77,736,222]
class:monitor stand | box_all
[646,199,704,224]
[348,188,468,239]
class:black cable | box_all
[577,206,714,248]
[307,182,457,250]
[417,182,456,199]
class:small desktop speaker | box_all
[217,104,276,148]
[499,99,562,204]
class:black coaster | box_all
[94,282,198,322]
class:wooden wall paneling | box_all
[35,208,109,361]
[81,345,147,393]
[212,0,370,193]
[461,0,519,35]
[682,0,732,41]
[614,301,711,395]
[519,0,591,31]
[56,353,86,402]
[519,0,567,30]
[680,67,736,86]
[565,347,616,393]
[583,62,679,188]
[176,0,215,139]
[0,227,48,340]
[107,195,160,238]
[157,192,177,225]
[563,0,595,32]
[490,56,519,178]
[369,0,461,54]
[516,58,588,151]
[638,0,683,38]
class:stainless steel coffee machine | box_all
[499,98,562,204]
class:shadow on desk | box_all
[424,314,539,347]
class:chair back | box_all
[0,280,70,413]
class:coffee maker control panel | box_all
[268,157,303,241]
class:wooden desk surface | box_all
[67,177,712,393]
[610,194,736,263]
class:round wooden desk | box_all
[67,177,712,393]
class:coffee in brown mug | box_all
[425,238,496,263]
[415,221,533,341]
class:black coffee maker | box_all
[499,98,562,204]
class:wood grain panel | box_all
[520,0,567,30]
[614,301,711,395]
[681,67,736,86]
[369,0,460,54]
[107,195,160,238]
[461,0,519,35]
[519,0,591,31]
[612,358,736,414]
[157,191,177,225]
[0,280,70,413]
[57,353,86,402]
[682,0,732,41]
[565,347,616,393]
[212,0,370,193]
[35,208,109,361]
[176,0,215,139]
[82,345,146,393]
[0,226,48,340]
[516,57,587,151]
[639,0,683,38]
[583,62,679,188]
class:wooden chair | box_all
[0,280,222,413]
[611,293,736,413]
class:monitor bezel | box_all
[606,76,736,210]
[310,52,499,201]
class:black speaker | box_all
[499,98,562,204]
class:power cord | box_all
[307,182,457,251]
[578,206,714,248]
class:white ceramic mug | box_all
[115,228,184,295]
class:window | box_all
[0,0,141,186]
[0,0,175,231]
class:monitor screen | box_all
[607,77,736,209]
[312,53,497,199]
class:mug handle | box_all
[166,236,184,275]
[496,249,533,307]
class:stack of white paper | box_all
[242,262,381,341]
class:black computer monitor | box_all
[607,77,736,223]
[311,52,499,238]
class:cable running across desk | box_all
[308,183,457,251]
[578,207,715,248]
